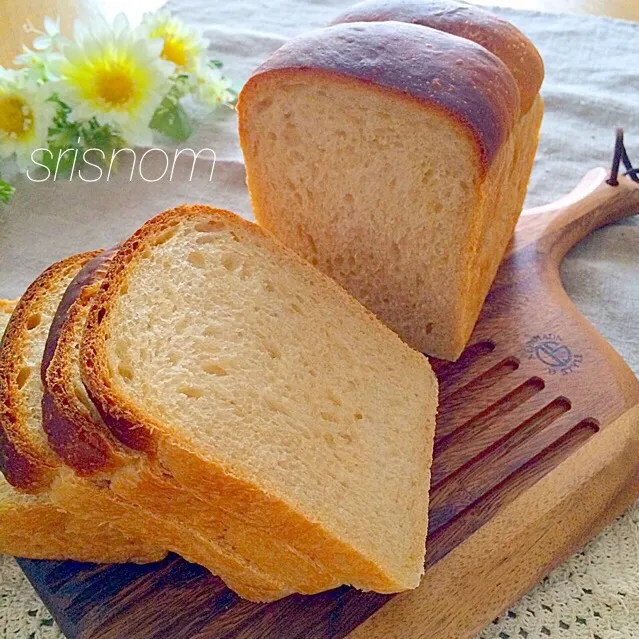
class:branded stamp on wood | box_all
[525,333,583,375]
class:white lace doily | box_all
[0,555,62,639]
[0,500,636,638]
[477,501,639,639]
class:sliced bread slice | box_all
[43,247,356,597]
[0,299,81,560]
[0,280,160,564]
[81,205,438,594]
[42,251,293,600]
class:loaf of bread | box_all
[0,262,164,564]
[238,0,544,360]
[79,205,437,596]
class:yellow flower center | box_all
[0,95,33,139]
[95,65,136,106]
[161,36,189,68]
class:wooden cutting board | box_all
[18,168,639,639]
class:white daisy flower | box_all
[23,16,71,53]
[34,16,70,51]
[142,10,209,74]
[14,46,64,83]
[48,14,174,145]
[0,68,55,169]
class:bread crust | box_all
[42,249,126,475]
[0,253,99,491]
[330,0,543,114]
[241,20,519,169]
[81,205,435,593]
[0,491,163,563]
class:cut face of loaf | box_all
[0,269,164,564]
[328,2,545,338]
[238,18,544,360]
[42,251,293,601]
[81,205,438,594]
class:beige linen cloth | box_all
[0,2,638,637]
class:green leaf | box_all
[170,75,192,100]
[209,59,224,69]
[48,94,72,119]
[81,120,125,158]
[0,178,15,205]
[150,97,193,142]
[41,145,81,178]
[46,97,82,150]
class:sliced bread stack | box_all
[0,205,438,601]
[0,260,165,564]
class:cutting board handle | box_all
[512,169,639,266]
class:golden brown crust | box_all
[42,249,127,476]
[242,21,519,168]
[81,204,429,593]
[0,481,165,564]
[330,0,543,115]
[49,469,288,599]
[0,253,99,491]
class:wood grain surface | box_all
[17,168,639,638]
